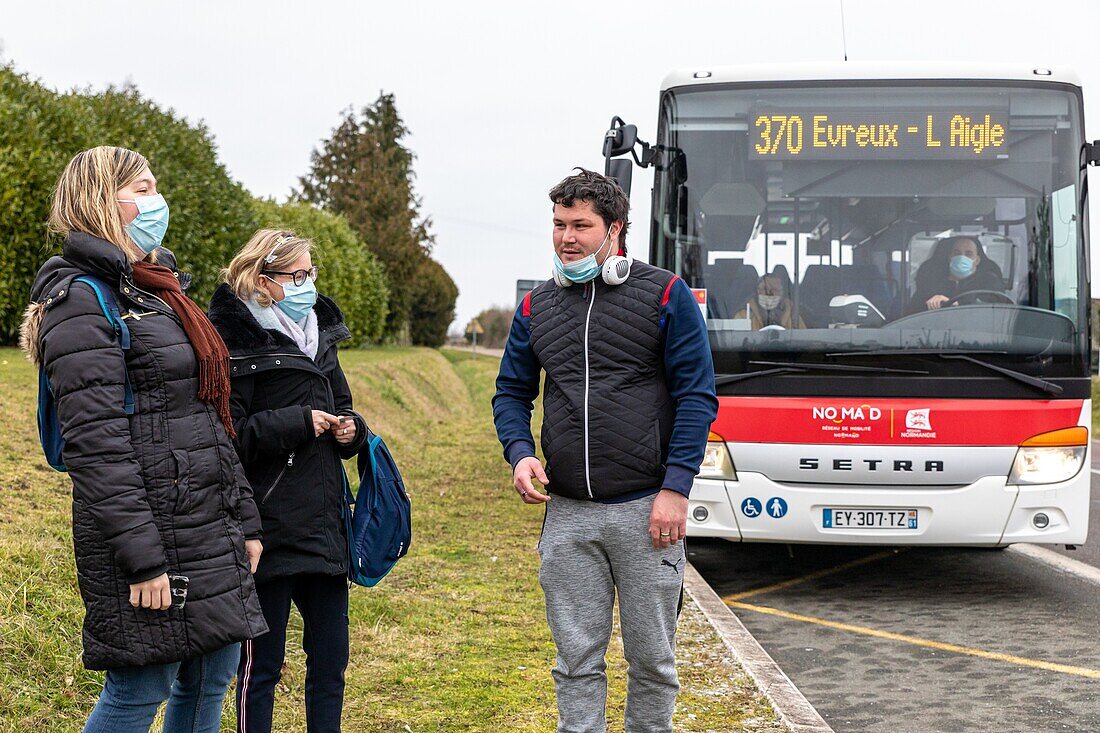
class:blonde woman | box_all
[207,229,367,733]
[21,146,266,732]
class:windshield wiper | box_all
[825,350,1063,396]
[937,354,1063,396]
[716,361,928,386]
[826,349,1009,357]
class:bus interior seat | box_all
[799,264,844,327]
[704,261,759,319]
[839,264,898,319]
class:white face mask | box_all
[758,294,782,310]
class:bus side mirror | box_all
[604,123,639,158]
[608,159,633,195]
[1087,140,1100,166]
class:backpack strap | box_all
[72,275,134,415]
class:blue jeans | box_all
[84,643,241,733]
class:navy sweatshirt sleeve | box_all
[659,278,719,497]
[492,298,540,469]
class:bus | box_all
[602,63,1096,547]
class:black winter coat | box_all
[27,233,267,670]
[207,284,367,584]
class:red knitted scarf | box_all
[132,261,236,438]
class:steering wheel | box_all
[944,290,1014,306]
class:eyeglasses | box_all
[261,266,319,287]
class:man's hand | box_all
[129,573,171,611]
[245,539,263,574]
[926,294,949,310]
[649,489,688,549]
[513,456,550,504]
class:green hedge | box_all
[0,67,93,342]
[252,199,389,345]
[0,65,390,345]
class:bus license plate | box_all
[823,508,918,529]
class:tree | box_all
[297,93,438,341]
[465,306,514,349]
[408,254,458,348]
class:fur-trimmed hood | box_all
[21,233,186,367]
[207,283,346,357]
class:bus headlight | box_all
[698,432,736,480]
[1007,427,1088,485]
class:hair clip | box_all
[263,233,293,264]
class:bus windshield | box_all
[650,82,1089,379]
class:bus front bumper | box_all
[686,471,1089,546]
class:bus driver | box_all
[908,234,1006,313]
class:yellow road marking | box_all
[724,550,899,602]
[729,600,1100,680]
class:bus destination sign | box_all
[749,108,1010,160]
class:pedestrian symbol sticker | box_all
[741,497,762,518]
[767,497,788,518]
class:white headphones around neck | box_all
[552,252,634,288]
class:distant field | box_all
[0,347,780,732]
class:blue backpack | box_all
[37,275,133,472]
[343,428,412,587]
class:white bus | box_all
[603,63,1095,546]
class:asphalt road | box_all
[690,471,1100,733]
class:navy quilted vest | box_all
[528,261,677,500]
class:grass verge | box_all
[0,346,781,731]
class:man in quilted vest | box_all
[493,168,718,733]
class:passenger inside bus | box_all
[735,274,806,330]
[906,235,1006,314]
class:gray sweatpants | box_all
[537,492,684,733]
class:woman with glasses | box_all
[207,229,368,733]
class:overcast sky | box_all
[3,0,1099,333]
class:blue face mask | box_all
[118,194,169,254]
[272,278,317,322]
[553,227,613,284]
[949,255,976,279]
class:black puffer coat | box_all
[207,284,367,584]
[26,233,267,670]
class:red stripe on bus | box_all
[709,397,1085,446]
[661,276,680,307]
[522,292,531,317]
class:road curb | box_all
[1007,543,1100,586]
[684,563,834,733]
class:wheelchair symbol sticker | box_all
[767,497,788,518]
[741,497,762,518]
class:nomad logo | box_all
[812,404,883,424]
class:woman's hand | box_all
[129,574,171,611]
[245,539,263,574]
[332,416,357,445]
[311,410,339,437]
